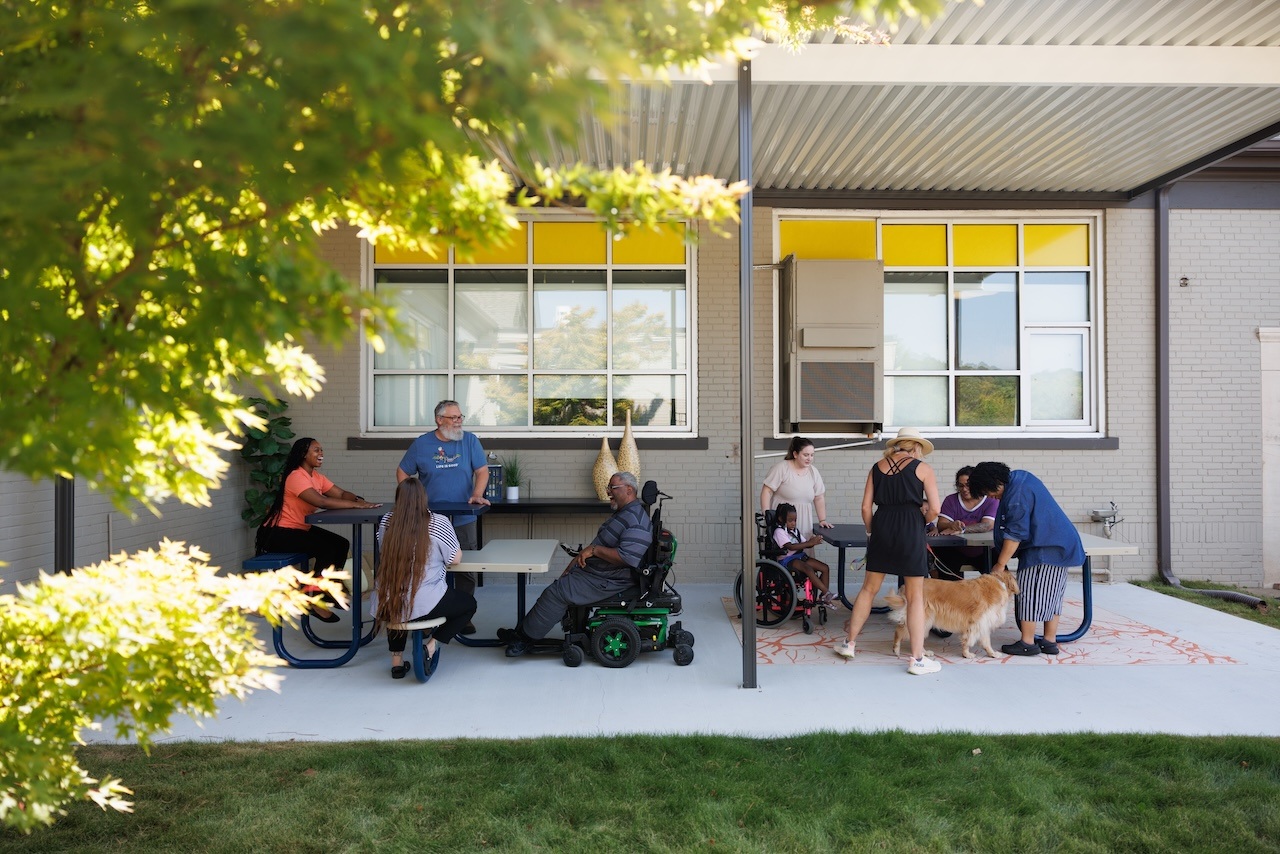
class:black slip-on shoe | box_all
[1001,640,1041,656]
[391,662,410,679]
[1036,639,1060,655]
[504,639,530,658]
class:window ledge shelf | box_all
[349,436,710,452]
[763,436,1119,452]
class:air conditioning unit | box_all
[779,258,884,432]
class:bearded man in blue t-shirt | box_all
[396,399,491,633]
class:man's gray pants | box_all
[522,570,634,640]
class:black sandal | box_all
[1036,639,1060,655]
[391,661,410,679]
[1000,639,1041,656]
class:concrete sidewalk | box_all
[98,580,1280,745]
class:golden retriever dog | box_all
[884,570,1019,659]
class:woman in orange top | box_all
[256,437,381,622]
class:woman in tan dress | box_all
[760,437,834,552]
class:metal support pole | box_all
[1155,187,1172,582]
[738,59,757,689]
[54,474,75,574]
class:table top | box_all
[304,501,496,525]
[452,539,561,574]
[819,523,1139,557]
[818,523,967,549]
[961,530,1139,556]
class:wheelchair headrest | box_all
[641,480,659,506]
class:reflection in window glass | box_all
[1028,334,1084,421]
[373,271,449,370]
[533,374,607,426]
[956,376,1018,426]
[613,375,687,427]
[457,375,529,427]
[886,376,948,426]
[612,271,687,371]
[955,273,1017,370]
[1024,272,1089,323]
[533,271,607,370]
[373,375,447,428]
[455,271,528,371]
[885,273,946,370]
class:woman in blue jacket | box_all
[966,462,1084,657]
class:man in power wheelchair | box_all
[500,472,694,668]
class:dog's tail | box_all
[883,592,907,624]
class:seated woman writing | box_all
[374,477,477,680]
[927,466,998,581]
[255,437,381,622]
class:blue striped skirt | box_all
[1014,564,1069,623]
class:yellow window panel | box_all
[953,224,1017,267]
[533,221,607,265]
[456,222,529,265]
[373,244,446,264]
[779,220,876,260]
[1024,223,1090,266]
[881,224,946,267]
[613,222,687,265]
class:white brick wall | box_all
[6,209,1276,592]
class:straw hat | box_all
[885,427,934,456]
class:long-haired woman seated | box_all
[374,477,477,680]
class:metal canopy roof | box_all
[546,0,1280,198]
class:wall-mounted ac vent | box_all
[780,258,884,432]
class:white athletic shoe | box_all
[834,641,856,660]
[907,656,942,675]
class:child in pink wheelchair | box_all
[771,503,835,606]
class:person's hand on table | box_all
[469,495,491,506]
[354,500,381,509]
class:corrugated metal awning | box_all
[542,0,1280,198]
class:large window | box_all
[367,220,692,434]
[780,216,1099,435]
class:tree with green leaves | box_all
[0,0,942,830]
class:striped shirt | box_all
[374,510,461,622]
[586,499,653,579]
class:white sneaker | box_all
[834,641,856,660]
[907,656,942,675]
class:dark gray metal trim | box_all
[1126,119,1280,199]
[738,58,757,690]
[54,475,74,574]
[763,437,1120,452]
[1156,187,1173,583]
[754,189,1128,209]
[348,437,709,452]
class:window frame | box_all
[772,210,1106,439]
[360,217,699,438]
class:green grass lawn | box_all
[6,734,1280,852]
[1131,579,1280,630]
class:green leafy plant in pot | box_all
[239,397,295,527]
[501,455,524,500]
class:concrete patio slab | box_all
[89,581,1280,745]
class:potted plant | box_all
[239,397,295,528]
[501,455,523,501]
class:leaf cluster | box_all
[0,540,347,833]
[0,0,936,511]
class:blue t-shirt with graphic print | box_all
[398,431,486,526]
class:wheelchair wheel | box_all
[673,643,695,666]
[733,560,797,627]
[802,616,813,634]
[671,628,695,648]
[562,643,584,668]
[592,617,641,668]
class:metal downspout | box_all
[739,59,758,689]
[54,475,74,574]
[1155,186,1263,607]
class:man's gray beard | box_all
[439,425,463,442]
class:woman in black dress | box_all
[835,427,942,675]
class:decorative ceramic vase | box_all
[617,408,641,483]
[506,486,520,501]
[592,437,618,501]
